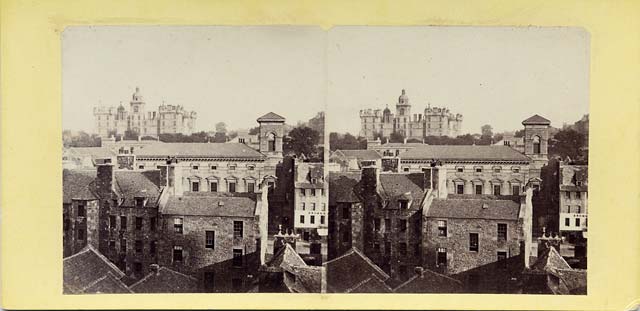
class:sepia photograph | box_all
[61,25,588,295]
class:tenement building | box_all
[93,87,197,138]
[359,89,463,140]
[293,159,327,241]
[557,159,588,252]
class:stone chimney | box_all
[522,187,535,268]
[96,163,115,198]
[149,264,160,275]
[414,266,425,278]
[361,166,379,195]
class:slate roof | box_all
[347,275,393,293]
[283,266,323,293]
[63,169,98,204]
[130,267,199,293]
[427,195,521,220]
[63,245,126,294]
[559,164,588,191]
[162,192,257,217]
[257,112,286,122]
[553,269,587,295]
[265,243,308,273]
[400,145,530,162]
[82,272,133,294]
[328,173,361,204]
[136,142,266,159]
[334,149,382,161]
[324,248,389,293]
[66,147,116,159]
[114,171,162,207]
[522,114,551,125]
[378,173,426,209]
[529,246,572,273]
[394,268,463,293]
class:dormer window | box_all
[398,200,409,209]
[135,197,145,208]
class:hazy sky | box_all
[327,27,589,135]
[62,26,327,132]
[63,26,589,135]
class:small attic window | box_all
[398,200,409,209]
[576,181,583,186]
[135,197,145,208]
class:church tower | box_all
[129,87,146,134]
[522,114,551,170]
[394,89,411,136]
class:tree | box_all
[123,129,138,141]
[389,132,405,143]
[215,122,227,134]
[549,128,586,160]
[212,132,227,143]
[481,124,493,137]
[65,131,101,147]
[284,126,320,158]
[514,129,525,138]
[248,126,260,135]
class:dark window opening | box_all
[173,246,183,262]
[233,221,243,238]
[469,233,479,252]
[437,248,447,267]
[135,240,143,253]
[228,182,236,193]
[475,184,483,195]
[120,216,127,230]
[437,220,447,237]
[456,184,464,194]
[135,217,143,230]
[206,231,215,249]
[210,182,218,192]
[77,204,86,217]
[232,249,243,267]
[498,223,508,241]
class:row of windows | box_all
[564,217,586,227]
[436,221,508,242]
[173,219,244,238]
[299,215,325,225]
[299,188,325,196]
[454,166,520,174]
[371,241,421,257]
[563,205,584,213]
[564,191,583,199]
[172,246,244,267]
[454,183,522,196]
[108,215,157,231]
[190,180,254,193]
[436,248,508,267]
[299,202,327,211]
[108,239,157,256]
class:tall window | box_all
[77,204,86,217]
[320,215,325,224]
[374,218,381,231]
[469,233,479,252]
[575,218,581,226]
[173,246,183,263]
[342,206,350,219]
[247,182,255,193]
[232,249,243,267]
[191,181,199,192]
[398,200,408,209]
[135,217,143,230]
[493,184,501,195]
[398,219,407,232]
[77,229,85,241]
[456,184,464,194]
[300,215,305,224]
[311,189,316,196]
[475,184,483,195]
[267,133,276,152]
[310,215,315,224]
[150,217,157,231]
[301,203,306,210]
[512,185,520,196]
[300,189,306,196]
[311,203,316,210]
[205,231,215,249]
[233,221,243,238]
[120,238,127,253]
[120,216,127,230]
[210,182,218,192]
[228,182,236,193]
[174,218,183,234]
[497,223,507,241]
[533,136,541,154]
[437,220,447,237]
[436,247,447,266]
[109,215,116,229]
[565,218,570,226]
[135,240,143,253]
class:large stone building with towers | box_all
[359,89,463,141]
[93,87,197,138]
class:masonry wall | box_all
[423,217,521,275]
[63,200,99,257]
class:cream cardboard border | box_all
[2,0,640,310]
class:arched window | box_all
[533,136,541,154]
[267,133,276,152]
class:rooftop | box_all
[522,114,551,125]
[130,266,199,293]
[328,172,361,204]
[114,170,163,207]
[136,142,266,159]
[400,145,530,162]
[347,275,393,293]
[63,245,126,294]
[378,173,426,209]
[63,169,98,204]
[65,147,116,159]
[324,248,389,293]
[394,268,463,293]
[333,149,382,161]
[257,112,286,122]
[427,195,521,220]
[81,272,133,294]
[162,192,257,217]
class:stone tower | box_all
[395,89,411,136]
[522,114,551,170]
[129,87,146,134]
[257,112,286,162]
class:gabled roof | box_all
[136,142,266,159]
[530,246,572,273]
[400,145,530,162]
[324,248,389,293]
[553,269,587,295]
[82,272,133,294]
[63,169,98,204]
[63,245,126,294]
[265,243,308,273]
[522,114,551,125]
[257,112,286,122]
[347,274,393,293]
[427,195,521,220]
[130,267,199,293]
[379,174,426,209]
[114,171,162,207]
[162,192,257,217]
[333,149,382,161]
[328,172,361,204]
[394,268,463,293]
[283,266,322,293]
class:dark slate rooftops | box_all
[162,192,257,217]
[328,172,361,204]
[334,149,382,161]
[257,112,286,122]
[67,147,116,159]
[400,145,530,162]
[114,170,162,207]
[378,173,426,209]
[283,266,322,293]
[529,246,572,273]
[394,268,463,293]
[130,266,198,293]
[522,114,551,125]
[136,142,266,159]
[63,245,127,294]
[324,248,389,293]
[265,243,308,273]
[347,275,393,293]
[63,169,98,204]
[82,272,133,294]
[427,195,521,220]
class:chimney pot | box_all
[414,266,425,278]
[149,264,160,275]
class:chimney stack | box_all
[96,163,115,198]
[361,166,379,195]
[149,264,160,275]
[414,266,425,278]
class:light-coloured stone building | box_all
[558,160,588,243]
[93,87,197,138]
[293,160,327,240]
[359,89,463,140]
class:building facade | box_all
[558,160,588,244]
[359,89,463,140]
[293,160,327,240]
[93,87,197,138]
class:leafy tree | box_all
[389,132,405,143]
[284,126,320,158]
[212,132,227,143]
[248,126,260,135]
[406,138,422,143]
[481,124,493,137]
[329,132,364,151]
[514,129,525,138]
[549,128,586,160]
[215,122,227,134]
